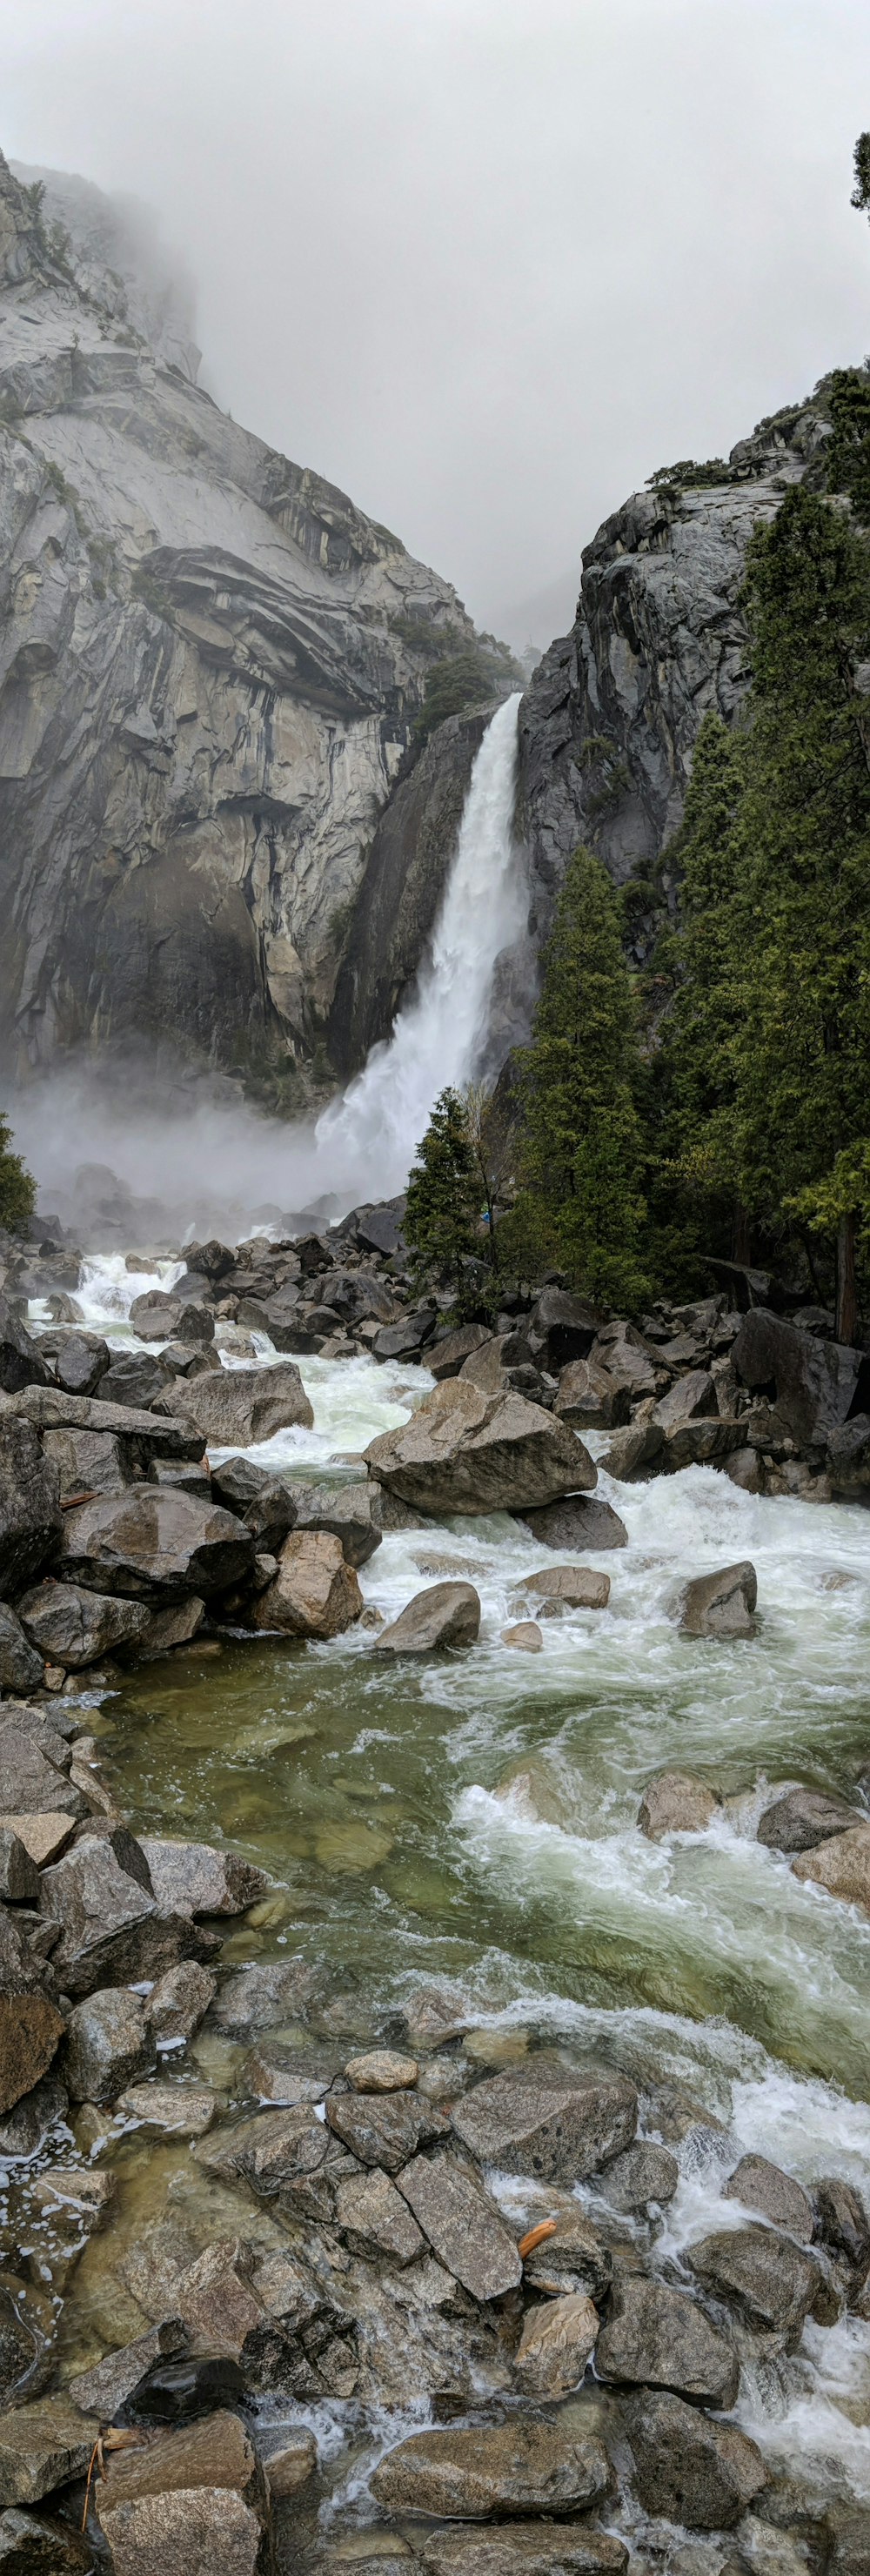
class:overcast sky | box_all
[6,0,870,645]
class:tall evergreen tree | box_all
[0,1114,35,1233]
[404,1087,481,1305]
[506,846,648,1306]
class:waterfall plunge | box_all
[316,690,525,1203]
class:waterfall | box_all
[315,690,524,1202]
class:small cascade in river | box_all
[314,689,525,1201]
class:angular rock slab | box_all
[139,1837,269,1917]
[97,2407,271,2576]
[0,2399,98,2510]
[452,2065,637,2182]
[0,1604,44,1696]
[723,2153,814,2242]
[57,1489,254,1601]
[160,1362,313,1444]
[397,2152,523,2300]
[595,2275,738,2408]
[0,1997,65,2119]
[0,1725,86,1822]
[413,2529,627,2576]
[17,1578,151,1669]
[679,1560,758,1637]
[335,2168,425,2265]
[0,1420,60,1602]
[365,1379,595,1516]
[686,2225,822,2334]
[326,2090,449,2172]
[64,1987,156,2104]
[375,1582,481,1655]
[513,2291,599,2396]
[370,2418,612,2519]
[757,1787,858,1853]
[626,2388,767,2530]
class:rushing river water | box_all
[27,1255,870,2515]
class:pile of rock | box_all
[639,1766,870,1920]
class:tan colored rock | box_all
[513,2292,599,2396]
[115,2081,217,2135]
[521,1564,610,1612]
[0,2396,98,2509]
[365,1378,595,1516]
[639,1772,719,1839]
[502,1623,542,1653]
[792,1825,870,1916]
[0,1811,75,1867]
[263,2428,318,2498]
[252,1529,362,1639]
[0,1995,65,2118]
[371,2419,612,2519]
[97,2406,271,2575]
[335,2167,425,2265]
[375,1582,480,1654]
[345,2048,418,2091]
[397,2151,523,2301]
[679,1560,757,1637]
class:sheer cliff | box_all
[0,151,509,1104]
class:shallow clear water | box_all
[30,1258,870,2502]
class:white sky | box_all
[5,0,870,644]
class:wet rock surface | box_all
[370,2419,612,2518]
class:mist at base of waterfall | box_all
[9,696,525,1247]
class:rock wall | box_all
[327,706,491,1075]
[517,398,833,951]
[0,151,495,1103]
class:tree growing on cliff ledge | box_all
[0,1114,36,1233]
[504,846,648,1306]
[405,1087,481,1305]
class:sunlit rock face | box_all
[517,398,833,947]
[0,150,483,1100]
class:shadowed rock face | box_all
[0,150,492,1095]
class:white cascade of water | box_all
[314,690,525,1201]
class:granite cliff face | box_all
[517,397,833,948]
[0,151,505,1104]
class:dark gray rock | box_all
[353,1199,407,1260]
[41,1424,134,1500]
[328,711,492,1075]
[291,1481,383,1569]
[0,2502,93,2566]
[653,1369,717,1430]
[0,1605,44,1695]
[334,2168,425,2266]
[596,2142,679,2209]
[686,2225,821,2334]
[372,1312,438,1362]
[814,2178,870,2286]
[452,2064,637,2181]
[0,1421,60,1601]
[733,1309,870,1449]
[64,1984,155,2103]
[827,1416,870,1499]
[758,1788,858,1852]
[527,1289,601,1373]
[0,1301,50,1398]
[520,2209,612,2301]
[0,1720,86,1820]
[45,1331,110,1396]
[430,1325,493,1381]
[209,1455,298,1554]
[17,1578,151,1669]
[326,2089,449,2172]
[596,2274,738,2405]
[56,1487,254,1600]
[626,2387,768,2528]
[144,1962,217,2044]
[3,1385,204,1458]
[0,1832,40,1904]
[679,1561,757,1636]
[370,2418,612,2519]
[68,2317,188,2419]
[396,2151,523,2298]
[101,1352,175,1409]
[553,1361,629,1432]
[39,1833,213,1996]
[724,2155,814,2241]
[512,1494,628,1551]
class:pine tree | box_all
[404,1087,481,1304]
[646,711,748,1273]
[0,1114,35,1233]
[505,846,648,1306]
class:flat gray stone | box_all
[326,2091,449,2172]
[596,2275,738,2406]
[371,2419,612,2519]
[626,2389,767,2529]
[397,2152,522,2299]
[335,2168,425,2265]
[452,2064,637,2181]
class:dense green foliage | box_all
[405,1087,481,1303]
[500,847,649,1307]
[413,635,520,744]
[0,1114,36,1233]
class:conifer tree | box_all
[0,1114,35,1233]
[404,1087,481,1304]
[506,846,647,1305]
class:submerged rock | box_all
[512,1495,628,1550]
[412,2530,627,2576]
[519,1565,610,1613]
[639,1772,719,1838]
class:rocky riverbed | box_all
[1,1216,870,2573]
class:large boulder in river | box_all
[365,1380,595,1516]
[757,1786,858,1851]
[157,1362,313,1445]
[792,1825,870,1917]
[596,2275,738,2407]
[0,1419,61,1600]
[375,1581,480,1654]
[17,1578,151,1669]
[56,1489,255,1601]
[512,1495,628,1551]
[827,1415,870,1497]
[733,1308,870,1447]
[0,1602,44,1694]
[209,1455,298,1554]
[252,1530,362,1638]
[679,1561,757,1636]
[686,2224,821,2336]
[371,2419,612,2519]
[626,2391,767,2529]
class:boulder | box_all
[652,1370,717,1430]
[45,1331,110,1396]
[639,1773,719,1838]
[196,2105,329,2192]
[0,2399,98,2512]
[595,2276,738,2405]
[687,2225,821,2335]
[827,1415,870,1498]
[679,1561,758,1637]
[452,2064,637,2181]
[0,1301,50,1397]
[513,2292,599,2397]
[396,2153,523,2301]
[626,2389,767,2529]
[0,1422,60,1601]
[597,2143,679,2209]
[139,1596,206,1656]
[554,1359,628,1432]
[39,1833,212,1996]
[758,1787,858,1852]
[96,2408,272,2576]
[502,1623,543,1653]
[291,1481,383,1569]
[0,1815,74,1868]
[212,1961,317,2032]
[521,2209,612,2302]
[236,1292,320,1351]
[814,2178,870,2284]
[365,1380,595,1517]
[252,1530,363,1639]
[598,1422,664,1482]
[345,2049,418,2091]
[2,1385,204,1457]
[662,1416,746,1473]
[733,1308,869,1447]
[430,1325,492,1381]
[0,1997,65,2118]
[102,1351,175,1408]
[68,2318,189,2421]
[375,1582,481,1655]
[334,2169,425,2266]
[792,1826,870,1916]
[591,1324,658,1402]
[355,1200,407,1260]
[56,1488,254,1601]
[64,1986,156,2103]
[0,2504,92,2567]
[370,2419,612,2519]
[527,1289,602,1373]
[520,1565,610,1613]
[372,1311,437,1361]
[0,1722,86,1821]
[115,2082,217,2136]
[412,2531,627,2576]
[17,1579,151,1669]
[144,1962,218,2044]
[0,1605,44,1696]
[158,1362,313,1444]
[42,1425,133,1500]
[326,2089,449,2171]
[259,2430,318,2499]
[139,1838,269,1917]
[0,1830,39,1904]
[723,2154,814,2241]
[209,1456,298,1553]
[513,1495,628,1551]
